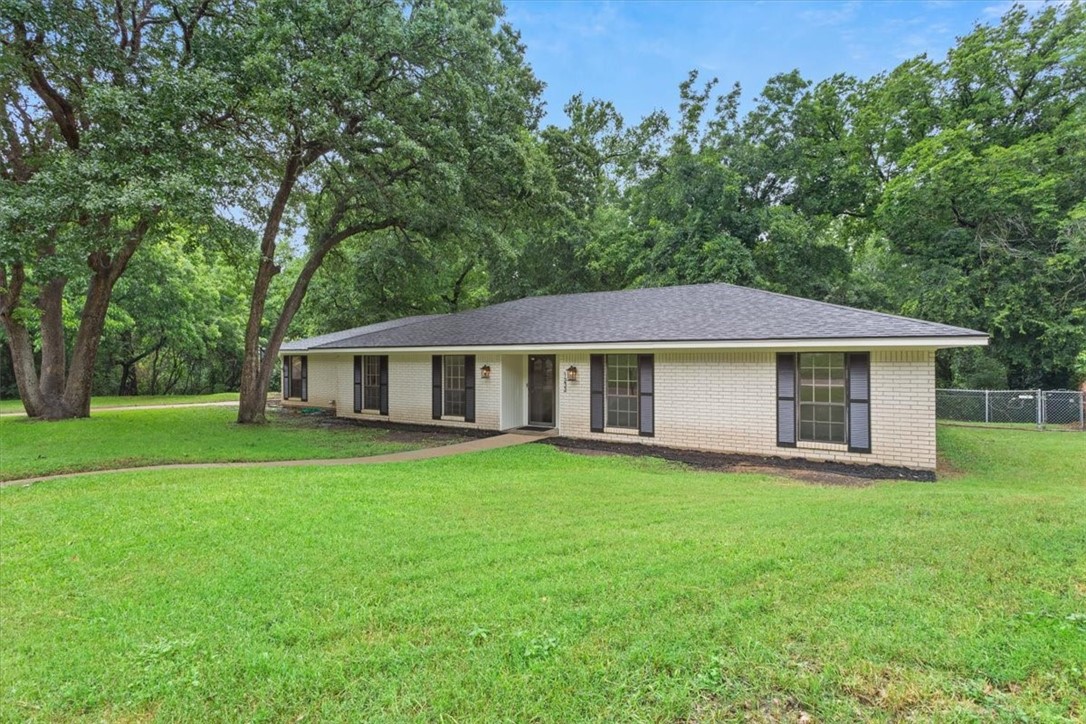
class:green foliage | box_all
[4,0,1083,400]
[1,425,1083,719]
[91,229,251,395]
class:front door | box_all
[528,355,556,427]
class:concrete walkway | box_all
[1,432,541,488]
[0,400,239,418]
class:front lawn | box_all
[0,407,445,481]
[1,427,1083,720]
[0,392,239,415]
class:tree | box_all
[876,2,1086,386]
[0,0,226,418]
[223,0,541,423]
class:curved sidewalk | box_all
[1,432,539,488]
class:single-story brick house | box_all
[280,283,987,471]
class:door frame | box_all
[527,354,557,427]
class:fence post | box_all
[1036,389,1043,430]
[1080,391,1084,431]
[984,389,990,423]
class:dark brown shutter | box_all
[282,356,290,399]
[300,356,308,401]
[464,354,476,423]
[379,355,389,416]
[776,353,796,447]
[432,355,442,419]
[590,354,605,432]
[638,354,654,437]
[847,352,871,453]
[353,356,362,413]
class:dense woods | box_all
[2,1,1084,419]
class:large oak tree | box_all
[225,0,541,422]
[0,0,227,418]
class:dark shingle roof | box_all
[281,314,441,351]
[287,283,986,350]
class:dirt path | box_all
[1,432,541,488]
[0,400,239,418]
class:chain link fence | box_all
[936,389,1085,430]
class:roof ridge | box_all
[486,282,972,333]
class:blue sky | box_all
[504,0,1031,126]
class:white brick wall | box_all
[280,353,343,409]
[288,352,502,431]
[556,349,937,470]
[282,348,938,470]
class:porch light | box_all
[565,365,578,382]
[480,364,491,379]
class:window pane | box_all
[797,353,846,444]
[290,356,303,397]
[605,354,638,429]
[363,356,381,410]
[443,355,466,417]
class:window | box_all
[363,355,381,411]
[290,357,303,399]
[799,352,846,444]
[443,355,466,417]
[606,354,638,429]
[284,355,307,401]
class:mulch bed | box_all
[540,436,937,484]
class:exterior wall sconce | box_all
[480,364,491,379]
[565,366,578,382]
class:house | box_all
[280,283,988,471]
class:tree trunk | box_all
[236,254,278,424]
[237,218,396,422]
[236,151,305,424]
[0,223,148,420]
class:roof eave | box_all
[281,334,989,355]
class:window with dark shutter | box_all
[282,356,291,399]
[776,353,797,447]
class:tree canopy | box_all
[2,0,1084,416]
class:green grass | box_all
[1,427,1084,721]
[0,392,239,415]
[0,407,427,481]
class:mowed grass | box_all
[1,427,1084,721]
[0,407,425,481]
[0,392,238,415]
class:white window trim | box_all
[603,426,639,437]
[361,355,382,412]
[605,353,639,431]
[442,355,467,418]
[797,352,848,446]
